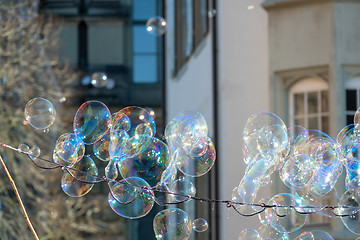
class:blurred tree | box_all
[0,0,125,239]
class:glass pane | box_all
[347,114,355,125]
[321,91,329,112]
[294,93,304,115]
[321,116,329,134]
[308,92,318,114]
[133,0,156,20]
[346,89,357,111]
[133,55,157,83]
[133,25,156,53]
[308,117,318,130]
[294,118,305,127]
[183,0,193,57]
[201,0,208,35]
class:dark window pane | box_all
[321,91,329,112]
[308,117,318,130]
[346,89,357,111]
[201,0,208,35]
[183,0,193,57]
[133,25,156,53]
[321,116,329,134]
[294,93,304,115]
[133,55,157,83]
[347,114,355,125]
[308,92,318,114]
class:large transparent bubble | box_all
[153,208,192,240]
[266,193,307,233]
[53,133,85,165]
[118,137,170,187]
[258,224,289,240]
[24,97,56,130]
[73,101,111,145]
[238,228,261,240]
[108,177,154,219]
[169,178,196,203]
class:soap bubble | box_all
[280,154,315,190]
[110,107,155,159]
[108,177,154,219]
[208,9,217,18]
[310,230,333,239]
[258,225,289,240]
[243,112,289,162]
[176,137,216,177]
[18,143,30,154]
[169,178,196,203]
[118,137,170,187]
[338,190,360,235]
[24,97,56,129]
[93,131,110,161]
[266,193,307,233]
[153,208,192,240]
[192,218,208,232]
[232,183,262,215]
[294,232,314,240]
[73,101,111,145]
[146,16,167,36]
[153,183,172,206]
[61,156,98,197]
[238,228,261,240]
[105,160,118,180]
[257,198,271,226]
[165,111,208,156]
[90,72,107,88]
[54,133,85,165]
[29,146,40,159]
[287,125,309,155]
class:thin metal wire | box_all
[1,141,360,218]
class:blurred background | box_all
[0,0,359,239]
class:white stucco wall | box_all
[218,0,269,239]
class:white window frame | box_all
[345,77,360,125]
[289,77,329,132]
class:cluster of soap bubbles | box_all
[23,98,214,239]
[238,228,334,240]
[233,108,360,238]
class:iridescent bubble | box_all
[54,133,85,165]
[266,193,307,233]
[245,155,276,184]
[29,146,40,159]
[93,131,110,161]
[118,137,170,187]
[153,208,192,240]
[105,159,118,180]
[160,163,177,185]
[18,143,30,154]
[338,190,360,235]
[169,178,196,203]
[243,112,289,161]
[280,154,315,190]
[294,232,314,240]
[238,228,261,240]
[258,225,289,240]
[146,16,167,36]
[24,97,56,129]
[90,72,107,88]
[61,156,98,197]
[108,177,154,219]
[354,107,360,126]
[153,183,172,206]
[232,184,261,216]
[176,137,216,177]
[110,106,155,159]
[165,111,208,157]
[287,125,309,155]
[310,230,333,239]
[193,218,208,232]
[257,198,271,226]
[73,101,111,145]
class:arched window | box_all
[345,76,360,125]
[289,77,329,133]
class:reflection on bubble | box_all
[93,131,110,161]
[18,143,30,154]
[238,228,261,240]
[169,178,196,203]
[54,133,85,165]
[73,101,111,145]
[266,193,307,233]
[24,97,56,130]
[153,208,192,240]
[29,146,40,159]
[192,218,208,232]
[258,224,289,240]
[294,232,314,240]
[61,156,98,197]
[146,16,167,36]
[90,72,107,88]
[108,177,154,219]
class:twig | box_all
[0,154,40,240]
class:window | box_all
[174,0,209,73]
[345,77,360,125]
[289,78,329,133]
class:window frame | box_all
[345,77,360,125]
